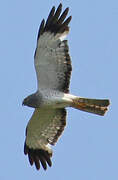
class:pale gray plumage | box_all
[23,3,110,171]
[23,3,72,170]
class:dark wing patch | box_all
[24,144,52,170]
[37,3,72,39]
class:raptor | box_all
[23,4,110,171]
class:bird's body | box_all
[23,4,110,171]
[23,89,73,108]
[23,89,109,113]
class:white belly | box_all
[38,88,75,108]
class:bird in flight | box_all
[23,3,110,171]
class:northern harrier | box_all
[23,4,110,171]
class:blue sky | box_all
[0,0,118,179]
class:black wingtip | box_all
[37,19,45,40]
[24,142,52,171]
[37,4,72,39]
[57,3,62,10]
[59,3,62,7]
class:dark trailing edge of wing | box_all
[24,143,52,170]
[49,108,67,145]
[60,40,72,93]
[37,3,72,40]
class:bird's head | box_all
[22,96,31,107]
[22,93,40,108]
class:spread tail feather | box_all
[72,97,110,116]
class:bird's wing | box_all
[34,3,72,93]
[24,108,66,170]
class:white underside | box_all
[37,88,78,108]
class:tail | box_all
[72,97,110,116]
